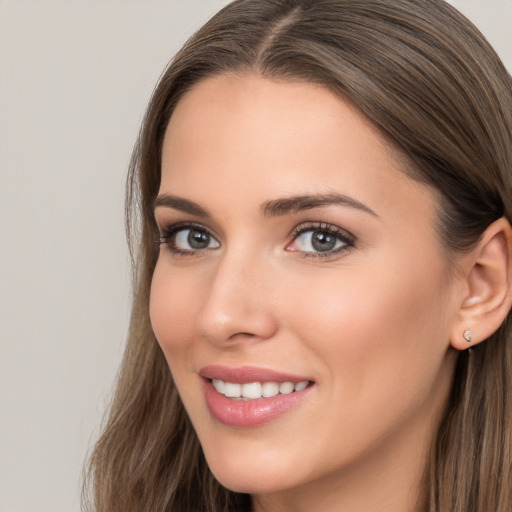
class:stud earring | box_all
[463,328,472,343]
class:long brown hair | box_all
[84,1,512,511]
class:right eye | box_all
[159,224,220,254]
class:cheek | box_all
[149,260,200,358]
[275,259,455,471]
[284,257,452,389]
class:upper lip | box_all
[199,365,313,384]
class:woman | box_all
[84,0,512,511]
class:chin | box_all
[211,468,289,495]
[202,445,302,495]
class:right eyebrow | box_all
[153,194,211,217]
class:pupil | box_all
[188,229,209,249]
[312,230,336,252]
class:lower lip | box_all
[203,379,313,427]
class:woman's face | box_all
[150,74,462,504]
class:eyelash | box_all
[158,222,217,256]
[157,221,356,258]
[287,222,355,259]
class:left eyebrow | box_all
[261,193,378,218]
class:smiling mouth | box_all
[210,379,312,400]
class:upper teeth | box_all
[212,379,309,399]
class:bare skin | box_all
[150,74,473,512]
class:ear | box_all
[450,218,512,350]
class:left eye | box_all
[288,226,352,254]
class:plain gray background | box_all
[1,1,510,511]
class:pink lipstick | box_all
[200,365,314,427]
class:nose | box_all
[195,251,278,347]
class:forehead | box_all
[160,73,436,227]
[164,75,392,178]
